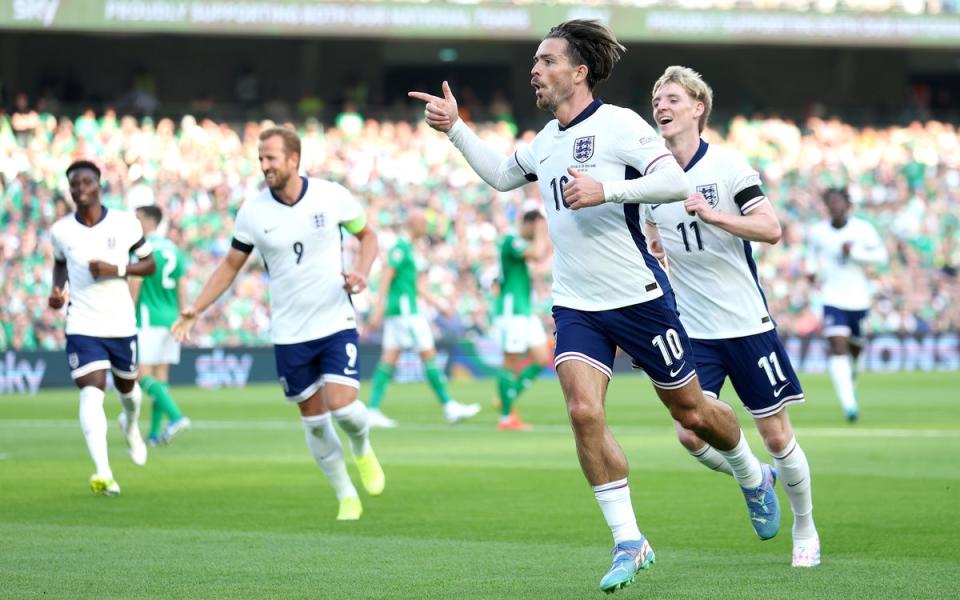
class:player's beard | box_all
[535,79,572,114]
[265,169,290,191]
[535,87,555,112]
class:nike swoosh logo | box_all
[669,362,686,378]
[343,368,358,376]
[773,383,790,398]
[539,155,552,164]
[263,227,278,234]
[650,204,662,211]
[786,478,805,488]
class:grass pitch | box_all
[1,372,958,599]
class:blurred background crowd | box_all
[1,101,957,351]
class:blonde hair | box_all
[652,66,713,133]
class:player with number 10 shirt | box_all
[411,19,781,593]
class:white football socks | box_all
[331,400,372,457]
[716,431,763,489]
[772,437,817,541]
[79,386,112,479]
[302,413,357,501]
[593,479,643,544]
[828,355,858,415]
[117,382,142,423]
[690,444,734,476]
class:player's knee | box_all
[762,429,792,455]
[673,407,706,433]
[566,396,603,429]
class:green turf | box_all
[1,372,958,598]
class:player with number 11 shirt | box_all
[172,127,384,521]
[645,66,819,568]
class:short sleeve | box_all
[232,204,255,253]
[614,110,674,177]
[335,183,363,224]
[127,216,153,259]
[851,220,886,262]
[727,151,766,214]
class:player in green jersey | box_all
[366,209,480,427]
[494,206,550,431]
[131,206,190,446]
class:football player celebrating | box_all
[411,20,779,592]
[49,160,156,495]
[645,65,819,567]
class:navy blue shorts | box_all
[553,295,697,390]
[274,328,360,402]
[823,305,868,343]
[65,334,138,381]
[692,330,804,418]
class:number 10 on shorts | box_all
[652,329,684,366]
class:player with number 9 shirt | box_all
[171,126,384,521]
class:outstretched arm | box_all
[409,81,529,192]
[562,159,688,210]
[597,160,688,206]
[171,247,249,342]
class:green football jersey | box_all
[496,233,533,317]
[385,237,420,317]
[136,234,187,328]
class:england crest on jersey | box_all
[311,212,326,229]
[573,136,595,163]
[697,183,720,207]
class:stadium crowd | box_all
[1,104,957,351]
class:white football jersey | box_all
[805,217,887,311]
[514,101,680,311]
[233,177,363,345]
[644,141,773,339]
[50,208,152,337]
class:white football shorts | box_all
[495,315,547,354]
[382,315,435,352]
[138,326,181,366]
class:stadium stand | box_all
[1,104,957,351]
